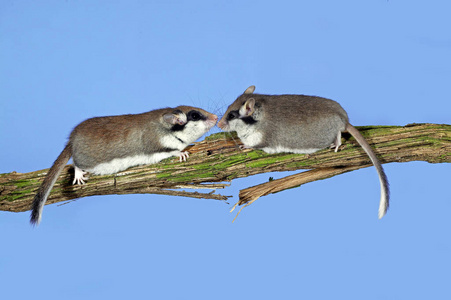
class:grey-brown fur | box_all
[218,86,389,219]
[71,107,193,169]
[226,93,349,150]
[30,105,217,225]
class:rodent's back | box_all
[250,94,349,149]
[255,94,348,121]
[70,112,162,169]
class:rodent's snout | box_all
[206,114,218,129]
[217,118,226,129]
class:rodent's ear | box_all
[163,112,187,125]
[239,98,255,117]
[244,85,255,94]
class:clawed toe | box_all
[178,151,190,162]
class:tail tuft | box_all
[30,202,42,226]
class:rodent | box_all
[218,85,389,219]
[30,106,218,225]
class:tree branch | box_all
[1,123,450,214]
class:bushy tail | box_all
[346,124,390,219]
[30,144,72,226]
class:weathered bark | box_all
[1,123,450,215]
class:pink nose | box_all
[217,119,225,129]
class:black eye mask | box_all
[171,110,208,131]
[227,111,240,121]
[227,110,257,125]
[187,110,206,122]
[240,116,257,125]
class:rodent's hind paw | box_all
[330,131,342,152]
[73,166,88,185]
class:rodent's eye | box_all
[227,111,239,121]
[187,110,203,121]
[191,112,200,120]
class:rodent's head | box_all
[218,85,261,132]
[163,106,218,144]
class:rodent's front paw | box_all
[178,151,190,162]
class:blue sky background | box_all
[1,1,450,299]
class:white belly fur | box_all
[86,151,180,175]
[239,130,262,148]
